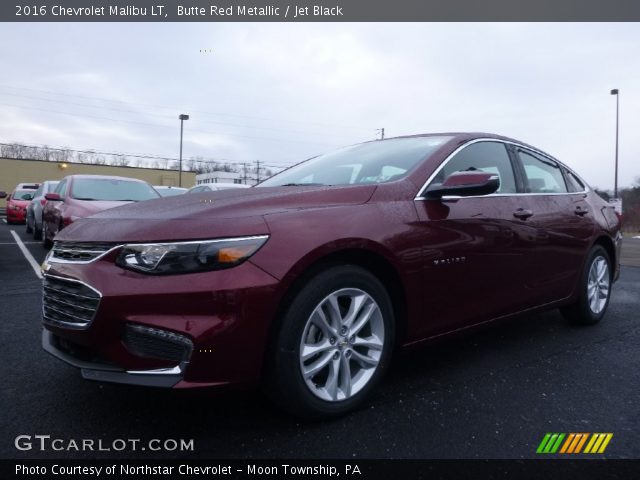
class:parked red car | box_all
[41,133,621,418]
[41,175,161,247]
[6,183,39,224]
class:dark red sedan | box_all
[41,133,621,418]
[41,175,160,247]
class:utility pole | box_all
[256,160,261,184]
[610,89,620,198]
[376,128,385,140]
[178,114,189,187]
[241,162,248,185]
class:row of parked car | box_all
[1,174,250,247]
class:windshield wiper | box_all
[281,183,326,187]
[73,197,98,201]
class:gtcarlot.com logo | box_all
[536,433,613,454]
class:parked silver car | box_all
[26,180,59,240]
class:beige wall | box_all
[0,158,196,197]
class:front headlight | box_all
[116,235,269,275]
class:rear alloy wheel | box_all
[561,245,612,325]
[268,265,394,419]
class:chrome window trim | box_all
[42,273,102,330]
[414,138,589,201]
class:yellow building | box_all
[0,157,196,195]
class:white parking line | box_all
[1,219,6,224]
[10,230,43,279]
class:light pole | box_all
[178,114,189,187]
[610,89,619,198]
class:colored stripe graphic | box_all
[584,433,614,454]
[537,433,613,454]
[536,433,565,454]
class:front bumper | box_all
[42,330,183,387]
[41,252,282,389]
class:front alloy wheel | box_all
[299,288,384,402]
[268,265,394,418]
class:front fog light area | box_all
[115,235,268,274]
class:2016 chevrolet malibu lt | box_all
[41,133,621,418]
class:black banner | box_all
[4,459,640,480]
[3,0,640,22]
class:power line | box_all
[0,91,361,140]
[0,102,346,147]
[0,84,372,133]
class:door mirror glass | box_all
[426,171,500,199]
[0,191,6,199]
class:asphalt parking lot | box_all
[1,218,639,460]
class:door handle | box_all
[574,206,589,216]
[513,208,534,220]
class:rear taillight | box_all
[62,217,73,227]
[40,199,47,206]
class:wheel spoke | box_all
[350,349,379,368]
[589,291,598,312]
[324,357,341,400]
[350,303,377,336]
[342,294,367,329]
[352,334,383,350]
[339,355,352,398]
[302,350,334,379]
[324,294,343,330]
[596,260,607,282]
[301,340,334,361]
[310,309,336,337]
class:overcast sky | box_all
[0,23,638,189]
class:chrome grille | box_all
[42,275,101,328]
[50,242,118,263]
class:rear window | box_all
[70,178,160,202]
[12,190,34,201]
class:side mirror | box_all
[0,191,6,199]
[45,193,62,202]
[425,171,500,200]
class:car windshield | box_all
[70,178,160,201]
[156,187,186,197]
[12,190,34,201]
[258,136,452,187]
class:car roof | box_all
[15,183,39,190]
[65,174,147,183]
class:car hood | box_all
[72,200,134,216]
[9,199,30,207]
[57,185,377,243]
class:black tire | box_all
[561,245,612,325]
[25,214,33,234]
[42,221,52,249]
[267,265,395,419]
[33,221,42,241]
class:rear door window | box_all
[517,149,568,194]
